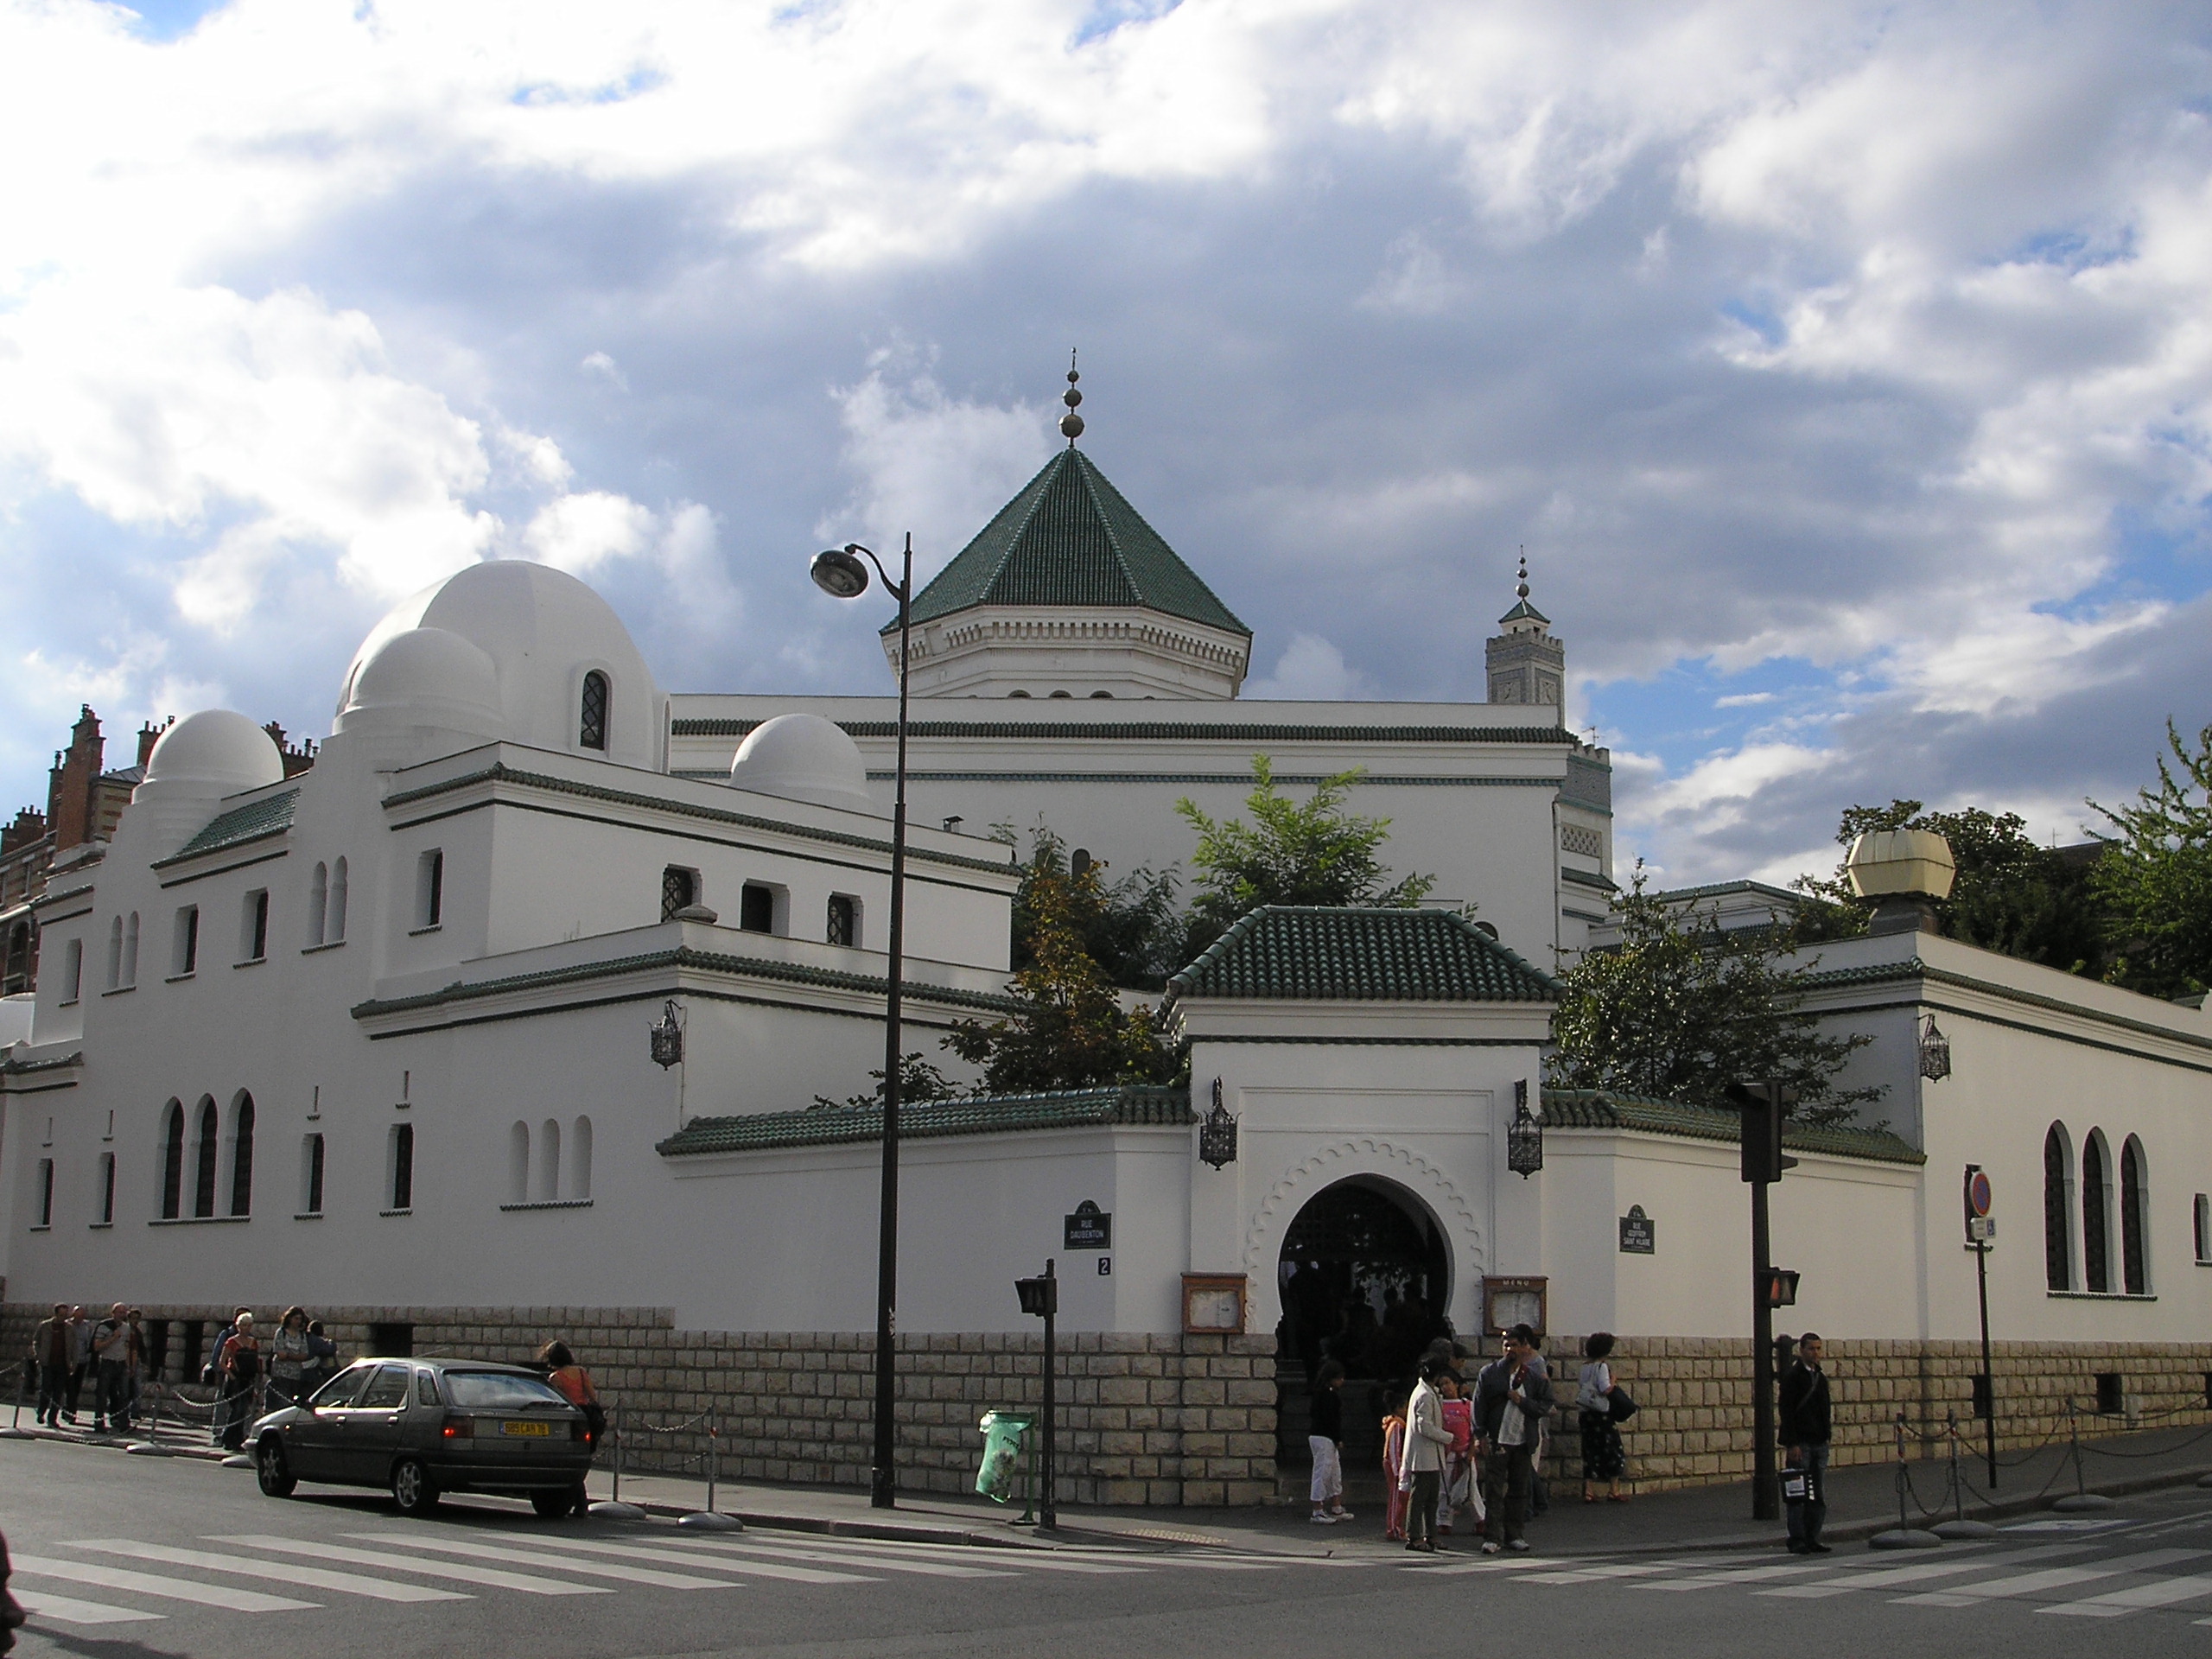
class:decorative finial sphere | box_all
[1060,411,1085,439]
[1516,550,1529,601]
[1060,349,1084,441]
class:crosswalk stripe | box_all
[11,1554,318,1612]
[1636,1560,1834,1592]
[67,1540,469,1603]
[16,1589,168,1627]
[510,1532,991,1581]
[345,1533,746,1590]
[1515,1563,1675,1585]
[2041,1573,2212,1617]
[1756,1546,2087,1599]
[208,1535,609,1596]
[677,1535,1145,1577]
[1893,1548,2208,1605]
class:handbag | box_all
[1781,1465,1810,1504]
[1605,1384,1638,1423]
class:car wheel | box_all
[256,1439,296,1498]
[391,1458,440,1516]
[530,1489,574,1519]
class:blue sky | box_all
[1,0,2208,883]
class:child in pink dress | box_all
[1439,1376,1475,1535]
[1380,1390,1410,1541]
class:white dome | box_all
[337,626,505,740]
[728,714,876,814]
[143,710,285,794]
[337,560,663,767]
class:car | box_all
[250,1357,594,1517]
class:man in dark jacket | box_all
[1478,1324,1554,1554]
[31,1306,71,1427]
[1778,1332,1833,1554]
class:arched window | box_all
[228,1092,256,1217]
[569,1116,593,1202]
[160,1100,184,1219]
[2044,1123,2075,1292]
[536,1117,562,1205]
[579,671,609,752]
[328,858,348,943]
[2121,1135,2149,1294]
[508,1121,531,1205]
[193,1096,220,1218]
[388,1123,415,1211]
[107,916,123,990]
[308,862,328,946]
[123,912,139,987]
[2082,1131,2113,1294]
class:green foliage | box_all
[995,820,1185,991]
[943,846,1177,1094]
[1791,799,2108,974]
[1175,757,1435,960]
[2091,721,2212,1000]
[810,1052,963,1112]
[1549,868,1883,1129]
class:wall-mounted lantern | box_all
[1198,1076,1238,1169]
[650,999,685,1070]
[1506,1077,1544,1179]
[1918,1014,1951,1082]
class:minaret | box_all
[1485,551,1565,710]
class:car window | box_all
[310,1363,376,1408]
[444,1371,570,1409]
[357,1363,411,1409]
[416,1370,442,1408]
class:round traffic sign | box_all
[1967,1169,1993,1218]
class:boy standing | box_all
[1306,1360,1355,1523]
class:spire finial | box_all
[1516,546,1529,602]
[1059,349,1084,446]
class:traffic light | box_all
[1727,1081,1801,1184]
[1762,1268,1801,1308]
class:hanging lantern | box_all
[1918,1014,1951,1082]
[650,999,685,1070]
[1198,1076,1238,1169]
[1506,1077,1544,1179]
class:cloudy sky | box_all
[3,0,2207,886]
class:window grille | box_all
[827,894,856,946]
[580,671,609,751]
[662,867,697,921]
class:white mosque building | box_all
[4,435,2210,1502]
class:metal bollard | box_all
[1934,1411,1995,1539]
[1871,1409,1941,1548]
[0,1369,29,1438]
[2053,1396,2116,1511]
[677,1406,741,1531]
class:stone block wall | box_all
[0,1303,1278,1507]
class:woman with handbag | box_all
[1576,1332,1630,1503]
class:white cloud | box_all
[1245,633,1371,701]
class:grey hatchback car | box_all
[251,1357,594,1516]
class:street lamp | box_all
[810,534,915,1510]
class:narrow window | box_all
[508,1121,530,1205]
[2121,1135,2149,1294]
[124,912,138,986]
[2082,1132,2111,1294]
[416,850,443,929]
[174,905,199,976]
[61,938,83,1004]
[242,891,269,962]
[302,1133,325,1216]
[4,923,29,992]
[106,916,123,990]
[661,866,698,922]
[570,1116,593,1202]
[328,858,348,943]
[36,1158,54,1226]
[580,671,609,752]
[229,1092,256,1217]
[740,883,775,934]
[536,1116,562,1205]
[308,862,328,947]
[193,1096,219,1217]
[826,894,858,947]
[2044,1123,2074,1292]
[2196,1194,2209,1264]
[161,1100,184,1219]
[390,1123,415,1211]
[98,1152,116,1224]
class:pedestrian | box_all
[302,1320,338,1396]
[1780,1331,1833,1555]
[91,1305,131,1433]
[1379,1388,1410,1541]
[1402,1357,1452,1554]
[1306,1358,1354,1523]
[1577,1332,1628,1503]
[213,1313,262,1450]
[539,1340,604,1515]
[32,1305,71,1427]
[267,1308,311,1407]
[64,1306,92,1425]
[1437,1370,1474,1536]
[123,1309,147,1431]
[1478,1323,1553,1554]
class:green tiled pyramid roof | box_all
[151,788,299,868]
[657,1084,1193,1158]
[1167,906,1559,1003]
[1498,598,1550,627]
[895,448,1249,636]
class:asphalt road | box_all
[12,1439,2212,1657]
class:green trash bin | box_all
[976,1410,1033,1503]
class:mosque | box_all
[4,409,2210,1502]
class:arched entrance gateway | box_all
[1274,1177,1454,1473]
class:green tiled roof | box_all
[897,449,1249,636]
[1498,598,1550,627]
[1540,1087,1924,1165]
[1168,906,1559,1003]
[658,1084,1193,1157]
[671,717,1573,746]
[152,789,298,867]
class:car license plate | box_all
[501,1420,552,1437]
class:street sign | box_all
[1618,1205,1656,1255]
[1967,1169,1993,1220]
[1967,1216,1996,1242]
[1064,1200,1112,1250]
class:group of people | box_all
[1309,1325,1634,1555]
[200,1306,344,1449]
[29,1303,148,1433]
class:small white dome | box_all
[143,710,284,794]
[1846,828,1957,900]
[728,714,876,814]
[337,626,505,739]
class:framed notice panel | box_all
[1181,1274,1248,1336]
[1482,1275,1548,1338]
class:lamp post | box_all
[810,534,914,1510]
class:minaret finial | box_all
[1059,349,1084,446]
[1516,546,1529,602]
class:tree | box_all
[811,1052,963,1112]
[2091,721,2212,1000]
[996,820,1183,991]
[1549,869,1884,1129]
[1791,799,2108,975]
[943,847,1177,1094]
[1175,756,1435,960]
